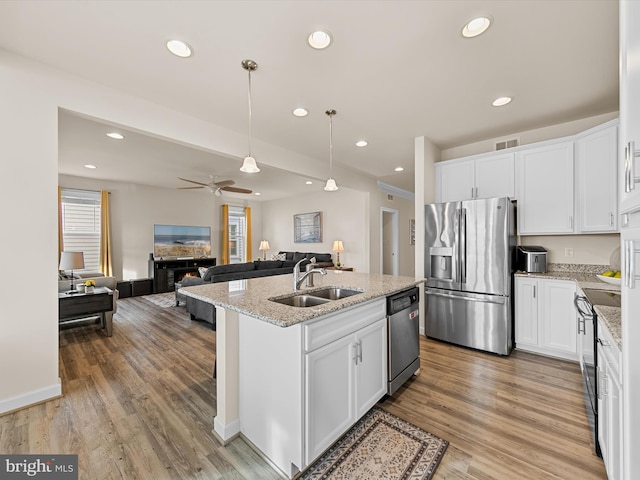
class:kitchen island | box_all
[180,271,421,478]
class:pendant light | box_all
[240,59,260,173]
[324,109,338,191]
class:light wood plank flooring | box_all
[0,296,606,479]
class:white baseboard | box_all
[213,416,240,445]
[0,379,62,416]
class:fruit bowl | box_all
[596,274,621,286]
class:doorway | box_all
[380,207,399,275]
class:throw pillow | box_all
[198,267,208,278]
[272,253,286,261]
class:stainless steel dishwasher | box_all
[387,287,420,395]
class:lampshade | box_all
[332,240,344,253]
[240,156,260,173]
[59,251,85,271]
[324,177,338,192]
[259,240,270,251]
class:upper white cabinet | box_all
[620,0,640,213]
[575,122,618,233]
[516,141,575,235]
[436,152,514,203]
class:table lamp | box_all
[59,251,85,293]
[259,240,270,260]
[332,240,344,267]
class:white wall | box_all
[0,49,384,413]
[261,188,369,272]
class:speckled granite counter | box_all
[180,271,421,327]
[515,263,622,349]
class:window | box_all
[228,206,246,263]
[61,188,101,272]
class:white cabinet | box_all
[515,277,577,360]
[597,319,623,480]
[575,122,618,233]
[620,0,640,213]
[238,298,387,477]
[436,152,514,203]
[516,141,575,235]
[305,313,387,464]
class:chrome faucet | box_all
[293,259,327,291]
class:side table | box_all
[326,266,354,272]
[58,287,114,336]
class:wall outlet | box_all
[565,248,574,257]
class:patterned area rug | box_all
[144,292,178,308]
[301,407,448,480]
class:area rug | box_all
[144,292,178,308]
[301,406,448,480]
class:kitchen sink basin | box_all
[270,294,331,307]
[308,287,362,300]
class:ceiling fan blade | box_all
[222,186,253,194]
[178,177,210,187]
[177,186,204,190]
[214,179,235,188]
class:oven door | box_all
[574,294,596,410]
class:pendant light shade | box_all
[324,109,339,192]
[240,59,260,173]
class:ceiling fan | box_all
[177,176,253,196]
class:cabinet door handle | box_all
[569,215,573,230]
[625,239,640,289]
[471,187,475,199]
[625,141,640,193]
[533,285,536,299]
[610,212,614,227]
[357,340,363,363]
[577,316,585,335]
[352,343,358,365]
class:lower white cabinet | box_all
[598,319,623,480]
[515,277,577,360]
[238,298,387,478]
[305,317,387,463]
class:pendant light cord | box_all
[247,69,252,157]
[329,112,333,177]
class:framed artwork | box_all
[294,211,323,243]
[409,219,415,245]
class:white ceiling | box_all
[0,1,619,199]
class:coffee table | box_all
[58,286,114,336]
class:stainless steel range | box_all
[574,288,621,457]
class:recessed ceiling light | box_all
[305,181,313,185]
[106,132,124,140]
[462,17,491,38]
[308,30,332,49]
[356,140,368,147]
[254,192,261,196]
[84,164,97,169]
[395,167,404,172]
[166,39,192,58]
[293,108,309,117]
[492,96,512,107]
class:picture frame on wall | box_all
[294,211,323,243]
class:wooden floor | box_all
[0,296,606,479]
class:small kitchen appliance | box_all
[517,245,547,273]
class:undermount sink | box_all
[270,294,331,308]
[307,287,362,300]
[269,287,363,307]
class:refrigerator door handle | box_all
[459,208,467,284]
[425,288,507,305]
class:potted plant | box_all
[84,279,96,293]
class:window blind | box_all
[61,188,101,272]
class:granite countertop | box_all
[515,263,622,349]
[180,271,421,328]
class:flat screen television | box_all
[153,224,211,258]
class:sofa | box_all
[176,251,334,326]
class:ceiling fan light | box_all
[240,156,260,173]
[324,178,338,191]
[214,188,222,196]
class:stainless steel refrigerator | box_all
[424,197,515,355]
